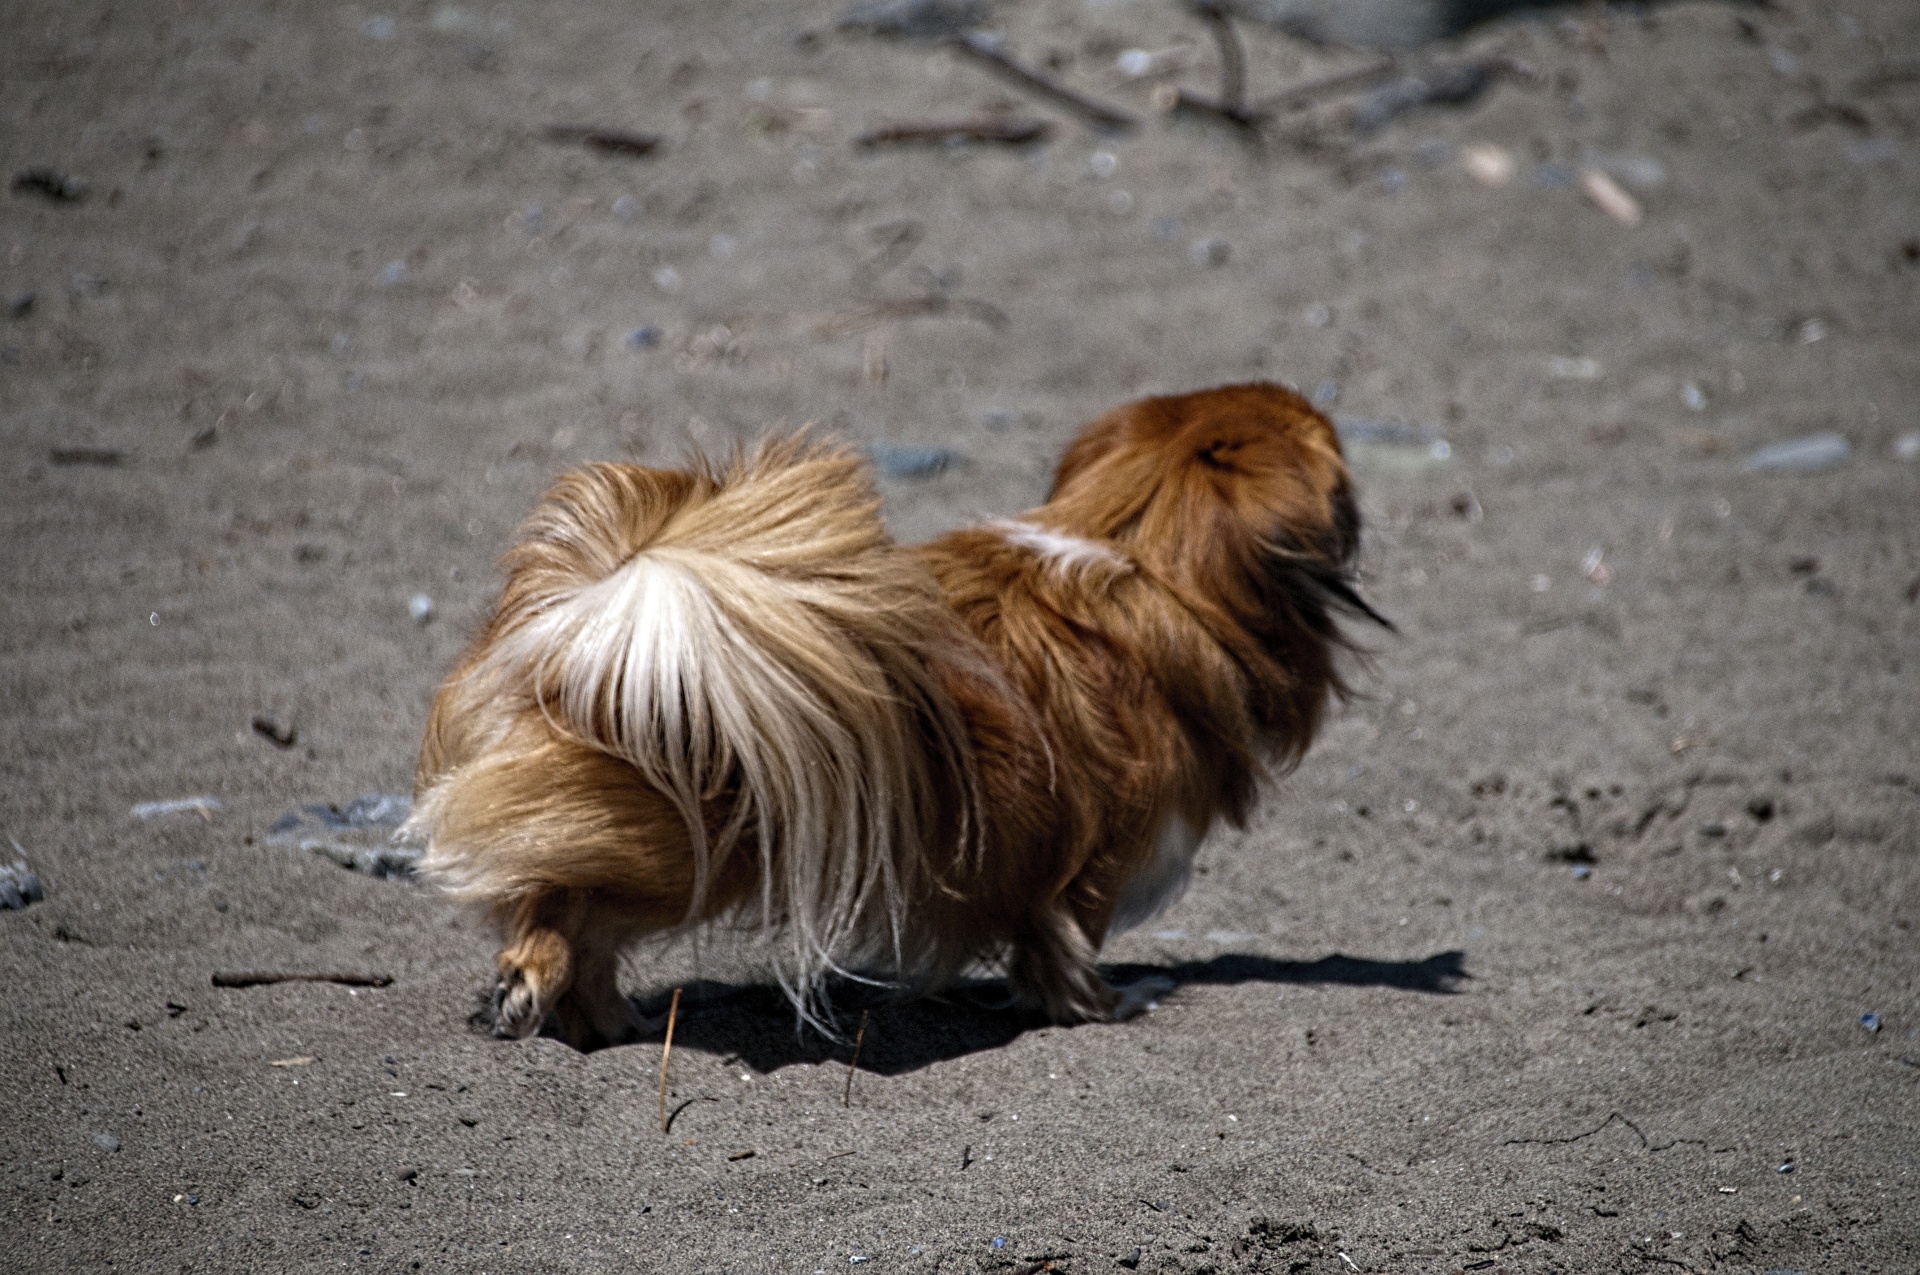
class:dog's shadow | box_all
[601,950,1468,1076]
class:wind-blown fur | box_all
[410,383,1384,1048]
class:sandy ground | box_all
[3,1,1918,1271]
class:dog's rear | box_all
[408,438,981,1045]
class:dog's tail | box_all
[416,436,981,1028]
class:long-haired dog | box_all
[408,382,1387,1048]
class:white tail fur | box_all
[418,440,981,1029]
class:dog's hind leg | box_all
[495,889,660,1049]
[492,890,575,1040]
[546,921,653,1051]
[1007,901,1119,1024]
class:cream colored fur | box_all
[410,439,983,1031]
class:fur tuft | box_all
[411,437,982,1031]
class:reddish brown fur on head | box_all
[1045,381,1357,572]
[1034,382,1384,765]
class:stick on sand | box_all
[843,1009,869,1108]
[658,986,681,1135]
[212,971,392,989]
[949,34,1137,133]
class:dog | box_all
[407,382,1387,1049]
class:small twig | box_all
[1157,85,1263,131]
[1190,2,1246,113]
[948,33,1138,133]
[854,117,1052,147]
[658,986,681,1135]
[843,1009,869,1107]
[810,294,1008,340]
[48,447,123,467]
[1161,39,1392,134]
[854,219,924,289]
[542,124,662,157]
[1503,1110,1650,1150]
[663,1098,696,1134]
[1250,58,1397,114]
[212,971,391,989]
[249,715,297,748]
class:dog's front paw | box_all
[490,971,547,1040]
[1109,975,1175,1021]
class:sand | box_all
[3,0,1916,1270]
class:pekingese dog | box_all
[407,382,1387,1048]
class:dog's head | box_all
[1040,382,1390,739]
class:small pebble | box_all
[1846,137,1897,165]
[0,859,44,910]
[1571,864,1593,880]
[93,1132,120,1153]
[990,1238,1006,1250]
[870,443,957,480]
[1741,433,1850,475]
[1460,143,1515,186]
[611,194,637,222]
[1893,433,1920,461]
[1681,381,1708,411]
[408,593,435,624]
[1776,1161,1796,1174]
[1589,153,1667,190]
[1188,237,1230,268]
[1860,1012,1881,1032]
[5,292,34,320]
[131,796,222,819]
[1549,355,1601,380]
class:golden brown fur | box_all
[408,383,1383,1048]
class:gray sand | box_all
[3,1,1916,1270]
